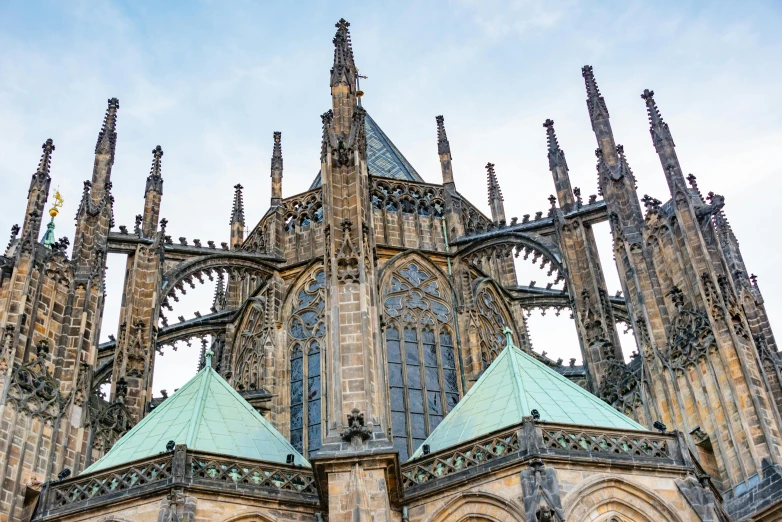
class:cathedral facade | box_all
[1,18,781,522]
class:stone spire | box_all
[142,145,164,237]
[270,131,283,207]
[641,89,686,194]
[543,119,575,212]
[581,66,618,167]
[212,271,226,313]
[21,139,55,249]
[230,184,245,249]
[90,98,120,204]
[485,162,505,223]
[330,18,356,90]
[436,115,454,185]
[330,19,357,134]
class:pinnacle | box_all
[582,65,609,121]
[271,131,283,172]
[436,115,450,155]
[95,97,120,155]
[230,184,245,226]
[37,138,55,176]
[641,88,667,130]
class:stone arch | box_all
[429,492,523,522]
[160,253,277,304]
[457,232,565,281]
[563,476,684,522]
[221,513,276,522]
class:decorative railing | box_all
[35,447,317,519]
[541,425,668,459]
[401,421,683,491]
[43,453,173,511]
[189,453,316,494]
[401,426,520,489]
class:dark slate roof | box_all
[309,111,424,189]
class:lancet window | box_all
[383,262,460,461]
[288,268,326,456]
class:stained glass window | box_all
[288,268,326,456]
[383,262,460,460]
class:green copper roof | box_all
[84,355,308,473]
[410,330,644,459]
[309,111,425,189]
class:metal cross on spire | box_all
[356,68,368,106]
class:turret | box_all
[485,162,505,224]
[142,145,164,238]
[270,132,283,207]
[543,120,575,212]
[230,184,245,250]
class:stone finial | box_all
[230,184,245,227]
[331,18,356,89]
[145,145,164,195]
[641,88,675,152]
[582,65,609,122]
[543,119,568,171]
[271,131,283,171]
[95,98,120,155]
[36,139,55,178]
[436,115,450,155]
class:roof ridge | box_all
[185,365,213,447]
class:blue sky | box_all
[2,0,781,394]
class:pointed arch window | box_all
[288,268,325,456]
[383,262,460,461]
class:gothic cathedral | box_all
[1,18,780,522]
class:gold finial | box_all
[49,189,64,218]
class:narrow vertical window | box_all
[288,269,325,457]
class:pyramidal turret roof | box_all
[411,329,644,459]
[309,111,424,189]
[85,354,308,473]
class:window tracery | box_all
[383,262,459,461]
[474,285,511,368]
[288,269,326,455]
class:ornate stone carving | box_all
[663,286,716,371]
[520,459,565,522]
[341,408,371,447]
[7,345,63,423]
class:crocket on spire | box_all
[486,162,506,224]
[543,119,575,211]
[146,145,164,195]
[330,18,356,90]
[641,88,686,194]
[230,183,245,249]
[271,131,283,206]
[95,98,120,156]
[581,65,609,124]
